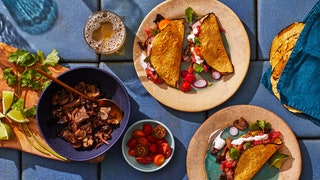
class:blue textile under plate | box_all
[262,0,320,125]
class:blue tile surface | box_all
[0,149,20,180]
[257,0,319,60]
[0,0,319,179]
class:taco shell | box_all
[199,13,234,75]
[234,144,281,180]
[269,22,304,113]
[150,18,185,88]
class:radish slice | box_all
[229,126,239,136]
[212,70,221,80]
[192,78,208,88]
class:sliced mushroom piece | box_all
[72,106,89,124]
[233,117,249,130]
[99,107,111,120]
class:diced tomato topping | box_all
[193,46,201,56]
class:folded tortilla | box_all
[269,22,304,113]
[150,18,185,88]
[199,13,234,75]
[234,144,281,180]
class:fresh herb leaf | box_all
[42,49,59,66]
[8,49,40,67]
[23,105,36,118]
[249,120,272,132]
[11,98,24,111]
[151,28,159,36]
[3,68,17,86]
[194,37,200,46]
[185,7,195,25]
[229,147,240,160]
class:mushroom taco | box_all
[210,119,287,180]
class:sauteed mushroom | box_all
[50,82,119,150]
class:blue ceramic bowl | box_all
[122,119,175,172]
[37,67,130,161]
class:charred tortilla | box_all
[199,13,234,75]
[234,144,281,180]
[150,19,185,88]
[269,22,304,113]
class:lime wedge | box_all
[0,121,13,140]
[6,109,29,123]
[2,91,14,115]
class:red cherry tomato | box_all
[128,148,136,157]
[136,137,149,145]
[148,143,157,154]
[180,81,192,92]
[136,155,153,164]
[132,129,145,138]
[153,154,165,166]
[158,142,172,159]
[147,135,156,143]
[143,123,152,135]
[152,125,167,139]
[134,144,149,157]
[155,138,168,146]
[126,138,138,148]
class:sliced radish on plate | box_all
[229,126,239,136]
[212,70,221,80]
[192,78,208,88]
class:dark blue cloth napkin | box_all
[262,0,320,125]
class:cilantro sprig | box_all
[3,49,60,117]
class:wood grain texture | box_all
[0,42,104,162]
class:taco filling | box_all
[208,118,289,180]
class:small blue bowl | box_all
[122,119,175,172]
[37,67,130,161]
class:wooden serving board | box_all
[0,42,104,162]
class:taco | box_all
[234,143,281,180]
[150,18,185,88]
[193,13,233,75]
[269,22,304,113]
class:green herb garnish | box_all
[185,7,195,25]
[229,147,240,160]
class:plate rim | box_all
[132,0,250,112]
[186,104,302,179]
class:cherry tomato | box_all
[158,142,172,159]
[128,148,136,157]
[147,135,156,143]
[153,154,165,166]
[155,138,168,146]
[126,138,137,148]
[152,125,167,139]
[134,144,149,157]
[180,81,192,92]
[136,137,149,145]
[148,143,157,154]
[136,155,153,164]
[132,129,145,138]
[143,123,152,135]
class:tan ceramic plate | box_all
[133,0,250,112]
[187,105,302,180]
